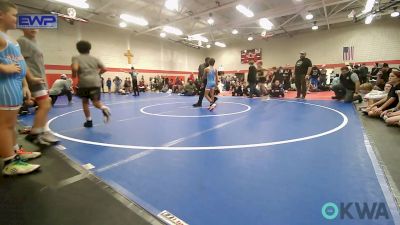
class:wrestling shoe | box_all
[102,107,111,123]
[2,156,40,176]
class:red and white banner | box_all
[241,48,262,64]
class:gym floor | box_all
[1,92,399,225]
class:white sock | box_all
[86,117,92,121]
[31,127,44,134]
[13,144,19,151]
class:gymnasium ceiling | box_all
[12,0,400,48]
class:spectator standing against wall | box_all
[106,78,112,93]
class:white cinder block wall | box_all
[206,19,400,72]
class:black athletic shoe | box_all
[331,96,338,99]
[193,103,202,108]
[84,120,93,128]
[295,96,301,99]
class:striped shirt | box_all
[0,32,27,107]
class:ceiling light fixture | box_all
[365,14,375,24]
[188,34,209,43]
[305,12,314,20]
[165,0,179,11]
[259,18,274,30]
[391,7,399,17]
[160,32,166,38]
[362,0,375,14]
[248,36,254,41]
[163,26,183,35]
[207,13,215,25]
[120,14,149,26]
[119,22,127,28]
[312,21,318,30]
[215,42,226,48]
[232,29,239,34]
[236,4,254,17]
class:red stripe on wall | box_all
[45,59,400,76]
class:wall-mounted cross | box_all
[124,49,134,64]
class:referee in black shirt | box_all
[193,57,210,107]
[294,51,312,99]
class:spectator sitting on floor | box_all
[375,63,392,90]
[232,81,244,96]
[173,78,183,93]
[383,89,400,126]
[270,80,285,98]
[289,77,296,91]
[161,83,169,93]
[318,65,330,91]
[366,71,400,117]
[113,76,122,93]
[370,62,380,81]
[257,61,268,96]
[359,82,374,96]
[218,80,224,93]
[167,78,174,91]
[331,66,362,103]
[320,65,328,86]
[273,66,285,84]
[179,80,196,96]
[139,79,146,92]
[126,77,132,93]
[309,65,320,92]
[363,83,391,107]
[331,73,340,87]
[282,66,292,91]
[359,63,369,84]
[243,82,249,96]
[123,78,129,93]
[330,73,342,99]
[49,74,73,106]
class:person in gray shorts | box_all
[72,40,111,128]
[17,29,59,146]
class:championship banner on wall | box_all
[241,48,262,64]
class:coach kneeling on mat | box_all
[49,74,72,106]
[332,66,362,103]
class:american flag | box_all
[343,46,354,61]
